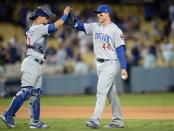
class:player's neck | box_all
[32,19,43,25]
[33,21,39,25]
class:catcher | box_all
[0,5,72,128]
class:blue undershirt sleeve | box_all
[74,19,85,32]
[116,45,127,69]
[48,23,57,33]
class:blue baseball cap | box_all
[94,4,112,16]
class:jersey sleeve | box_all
[114,28,125,48]
[84,23,97,35]
[36,24,49,36]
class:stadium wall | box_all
[0,67,174,96]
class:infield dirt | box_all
[1,106,174,119]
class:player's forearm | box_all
[54,19,64,28]
[55,14,69,28]
[116,45,127,69]
[48,14,69,33]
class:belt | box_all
[96,58,110,63]
[34,58,44,65]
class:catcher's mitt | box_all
[64,12,76,27]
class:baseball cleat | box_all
[86,119,99,129]
[29,121,49,128]
[104,123,124,128]
[0,112,15,128]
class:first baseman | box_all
[0,5,71,128]
[70,4,128,128]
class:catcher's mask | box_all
[30,5,56,20]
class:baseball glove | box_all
[64,12,76,27]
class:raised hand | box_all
[64,6,72,15]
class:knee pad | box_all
[16,86,32,101]
[29,88,42,122]
[6,86,32,116]
[29,88,42,104]
[31,88,43,96]
[29,88,42,106]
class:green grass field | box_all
[1,119,174,131]
[0,92,174,131]
[1,92,174,106]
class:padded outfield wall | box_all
[0,67,174,96]
[42,67,174,95]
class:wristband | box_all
[60,14,68,22]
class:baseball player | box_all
[0,5,71,128]
[69,4,128,128]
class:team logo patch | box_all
[120,34,124,40]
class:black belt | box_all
[96,58,110,63]
[26,45,46,59]
[27,45,44,54]
[34,58,44,65]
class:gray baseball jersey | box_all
[26,24,49,60]
[84,22,125,59]
[21,24,49,88]
[84,22,125,127]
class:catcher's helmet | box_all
[30,5,56,20]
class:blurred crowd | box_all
[0,0,174,76]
